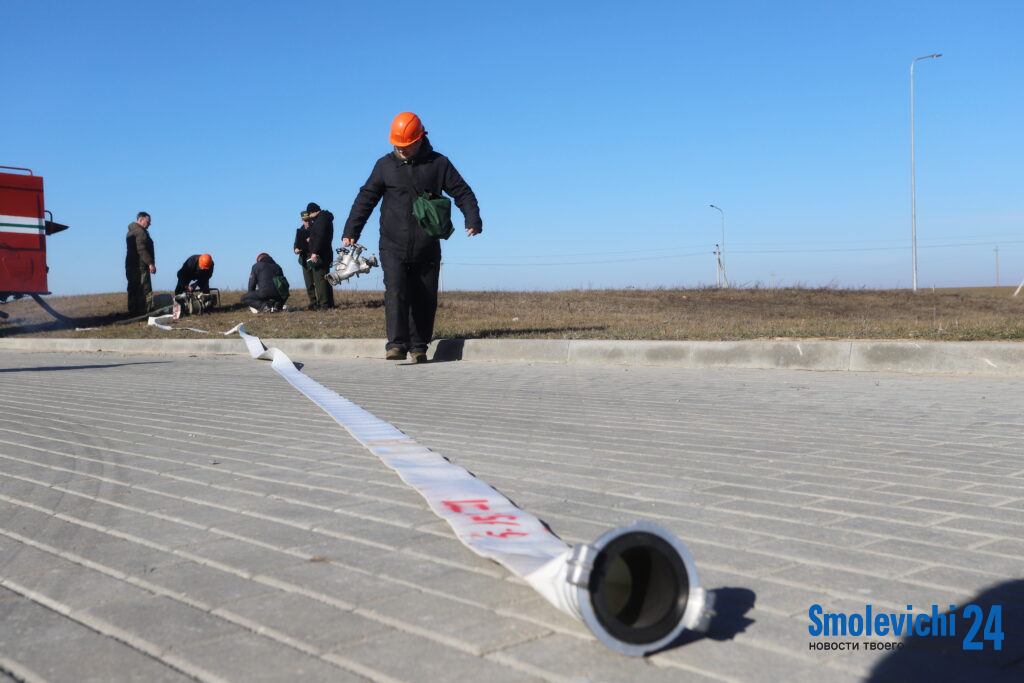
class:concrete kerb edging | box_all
[1,336,1023,375]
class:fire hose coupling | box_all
[568,520,716,656]
[325,243,379,286]
[567,543,598,588]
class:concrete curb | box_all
[1,336,1023,375]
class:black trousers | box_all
[126,266,152,316]
[309,261,334,309]
[241,290,279,309]
[380,251,440,352]
[298,255,317,307]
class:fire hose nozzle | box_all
[325,243,379,286]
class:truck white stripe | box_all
[0,215,45,234]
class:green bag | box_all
[412,192,455,240]
[402,164,455,240]
[272,274,290,303]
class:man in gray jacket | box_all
[125,212,155,316]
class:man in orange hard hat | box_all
[341,112,482,362]
[174,253,215,295]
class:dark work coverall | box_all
[307,211,335,310]
[174,254,214,294]
[125,222,155,316]
[341,137,482,352]
[241,255,285,311]
[293,224,317,307]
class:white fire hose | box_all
[200,324,714,654]
[148,314,210,334]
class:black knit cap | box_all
[306,202,321,213]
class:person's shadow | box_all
[869,579,1024,682]
[0,361,169,373]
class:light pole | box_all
[709,204,726,287]
[910,53,942,293]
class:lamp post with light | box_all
[910,53,942,293]
[709,204,727,287]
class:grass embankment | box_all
[2,287,1023,341]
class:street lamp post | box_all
[910,53,942,293]
[709,204,726,287]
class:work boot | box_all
[410,351,428,364]
[386,347,407,361]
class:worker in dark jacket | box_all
[174,253,214,295]
[241,253,286,313]
[305,202,335,310]
[293,211,317,308]
[342,112,482,362]
[125,211,156,316]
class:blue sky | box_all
[3,0,1022,294]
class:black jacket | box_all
[247,255,284,296]
[175,254,214,293]
[342,137,481,262]
[307,211,334,263]
[294,225,311,257]
[125,222,154,270]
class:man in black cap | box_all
[305,202,334,310]
[293,211,317,308]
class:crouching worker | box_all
[175,253,214,294]
[241,253,289,313]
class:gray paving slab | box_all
[0,348,1022,681]
[171,631,366,682]
[0,597,191,682]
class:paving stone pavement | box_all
[0,349,1022,682]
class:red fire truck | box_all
[0,166,69,313]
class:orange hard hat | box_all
[389,112,425,147]
[198,253,213,270]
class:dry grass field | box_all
[2,286,1023,342]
